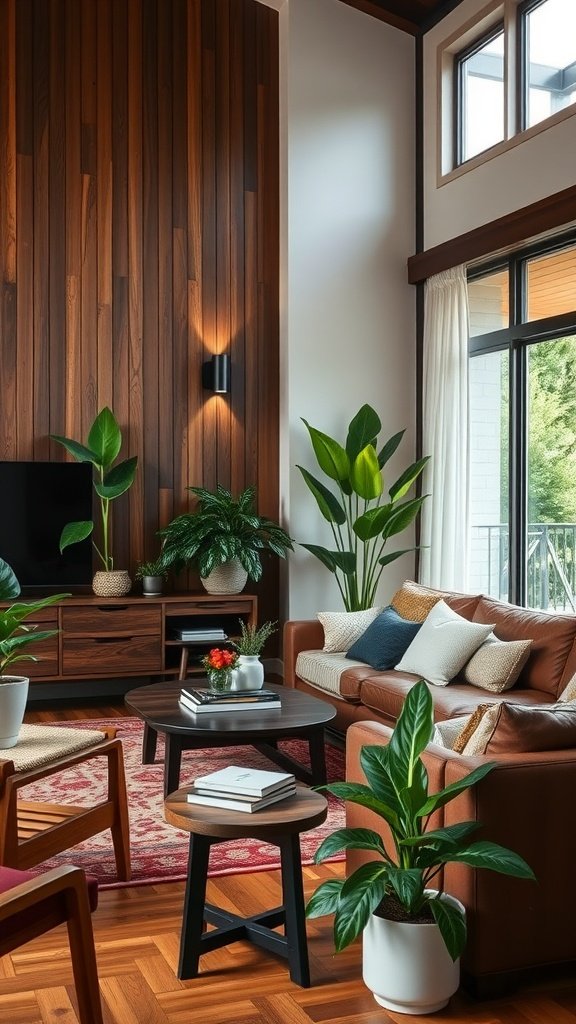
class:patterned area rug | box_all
[23,717,346,889]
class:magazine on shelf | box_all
[179,693,281,714]
[186,782,296,813]
[193,765,295,797]
[181,686,279,705]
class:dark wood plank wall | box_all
[0,0,280,621]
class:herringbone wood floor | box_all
[2,700,574,1024]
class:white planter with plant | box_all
[306,680,535,1014]
[298,404,429,611]
[158,485,292,594]
[0,559,67,748]
[230,619,276,690]
[51,407,138,597]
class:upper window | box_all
[520,0,576,130]
[456,26,505,163]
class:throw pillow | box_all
[459,704,500,756]
[460,701,576,756]
[390,580,445,623]
[432,716,471,750]
[346,606,421,671]
[452,704,494,753]
[461,634,532,693]
[558,674,576,702]
[395,600,495,687]
[317,607,381,653]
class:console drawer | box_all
[62,604,160,636]
[24,630,59,677]
[62,636,162,675]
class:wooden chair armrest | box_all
[0,864,88,920]
[0,735,122,791]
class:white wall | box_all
[281,0,416,618]
[423,0,576,249]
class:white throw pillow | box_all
[395,600,495,687]
[317,607,381,653]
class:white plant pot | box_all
[362,891,464,1015]
[200,560,248,595]
[231,654,265,691]
[0,676,29,749]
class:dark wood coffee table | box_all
[125,680,336,797]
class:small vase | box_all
[0,676,29,748]
[233,654,265,691]
[92,570,132,597]
[207,667,236,693]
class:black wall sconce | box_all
[202,353,230,394]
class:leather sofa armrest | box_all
[283,620,324,688]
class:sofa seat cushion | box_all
[295,650,372,699]
[358,674,556,722]
[472,597,576,696]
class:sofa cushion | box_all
[391,580,481,623]
[346,606,421,670]
[295,650,369,697]
[358,674,556,722]
[472,597,576,696]
[459,701,576,756]
[460,634,532,692]
[317,607,381,653]
[395,600,494,686]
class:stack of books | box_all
[179,686,281,714]
[186,765,296,812]
[170,620,227,642]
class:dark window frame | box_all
[453,21,505,167]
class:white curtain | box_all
[419,265,469,590]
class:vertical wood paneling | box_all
[1,0,280,628]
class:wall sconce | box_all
[202,353,230,394]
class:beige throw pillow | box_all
[452,705,494,753]
[391,580,444,623]
[461,634,532,693]
[395,600,494,687]
[317,607,381,653]
[558,674,576,702]
[459,704,501,756]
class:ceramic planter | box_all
[200,560,248,595]
[233,654,265,690]
[92,570,132,597]
[0,676,29,748]
[142,575,164,597]
[362,891,464,1015]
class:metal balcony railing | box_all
[471,523,576,612]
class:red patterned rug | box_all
[24,717,346,889]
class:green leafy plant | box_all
[158,485,293,581]
[134,557,167,581]
[50,407,138,572]
[231,619,277,656]
[306,680,535,961]
[297,404,430,611]
[0,559,68,676]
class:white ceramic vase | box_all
[0,676,29,748]
[362,891,464,1015]
[200,560,248,595]
[92,570,132,597]
[232,654,265,691]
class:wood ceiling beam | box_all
[336,0,419,35]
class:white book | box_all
[194,764,295,797]
[186,784,296,813]
[179,694,281,715]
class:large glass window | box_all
[521,0,576,130]
[468,236,576,611]
[456,27,505,163]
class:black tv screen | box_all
[0,461,93,591]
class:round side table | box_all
[164,785,328,986]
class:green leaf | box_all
[314,827,388,864]
[300,544,339,573]
[0,559,21,600]
[418,761,496,817]
[430,896,467,961]
[350,445,383,501]
[59,521,94,553]
[383,495,428,539]
[388,868,424,913]
[302,419,350,483]
[378,429,405,469]
[49,436,101,466]
[388,680,433,795]
[378,548,419,568]
[330,550,357,575]
[297,466,346,524]
[94,456,138,500]
[346,405,381,460]
[87,407,122,467]
[389,456,430,502]
[353,505,394,542]
[306,879,344,919]
[335,862,388,951]
[400,821,481,849]
[320,781,400,831]
[449,841,535,879]
[359,746,402,816]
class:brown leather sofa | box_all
[284,588,576,992]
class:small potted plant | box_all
[306,680,535,1014]
[230,619,276,690]
[135,557,167,597]
[0,558,68,747]
[51,407,138,597]
[158,485,292,595]
[201,647,239,693]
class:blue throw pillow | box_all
[346,605,422,671]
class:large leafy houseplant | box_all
[297,404,429,611]
[0,558,66,675]
[50,407,138,572]
[158,485,293,582]
[306,680,535,961]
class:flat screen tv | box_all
[0,461,93,591]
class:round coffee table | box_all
[125,681,336,796]
[164,785,328,985]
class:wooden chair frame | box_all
[0,726,131,879]
[0,864,103,1024]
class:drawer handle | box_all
[93,636,134,644]
[96,605,130,612]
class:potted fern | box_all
[230,619,277,690]
[0,558,67,748]
[306,680,535,1014]
[135,556,167,597]
[158,485,292,595]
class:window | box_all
[468,235,576,611]
[455,26,505,164]
[520,0,576,130]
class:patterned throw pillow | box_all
[461,634,532,693]
[452,705,494,753]
[390,580,445,623]
[458,704,501,756]
[317,607,381,653]
[558,674,576,702]
[395,600,494,687]
[432,716,471,750]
